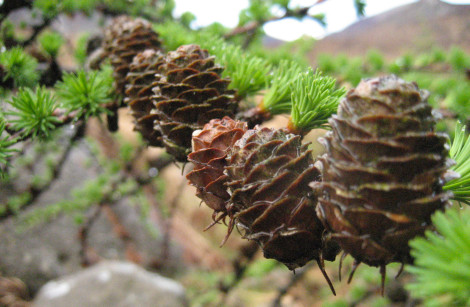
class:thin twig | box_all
[159,174,188,268]
[78,119,166,266]
[218,241,260,303]
[94,4,159,23]
[5,102,122,143]
[102,204,144,264]
[0,120,85,221]
[78,204,103,267]
[19,17,52,47]
[224,1,325,41]
[0,0,32,24]
[77,173,143,266]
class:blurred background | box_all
[0,0,469,306]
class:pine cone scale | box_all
[330,233,393,266]
[316,200,359,234]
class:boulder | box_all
[32,261,188,307]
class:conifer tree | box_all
[0,0,470,304]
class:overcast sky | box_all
[174,0,470,41]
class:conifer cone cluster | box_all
[187,121,339,292]
[151,45,238,161]
[124,49,164,146]
[314,76,452,279]
[101,16,162,94]
[187,117,247,222]
[225,127,338,272]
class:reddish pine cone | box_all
[186,117,247,221]
[103,16,162,94]
[226,127,338,270]
[124,49,164,146]
[315,75,452,271]
[152,45,238,161]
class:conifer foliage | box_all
[1,0,470,303]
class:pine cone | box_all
[314,76,452,278]
[152,45,238,161]
[226,127,339,272]
[124,49,164,146]
[102,16,162,95]
[0,276,30,307]
[186,117,247,223]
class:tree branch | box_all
[5,101,120,143]
[0,120,85,221]
[224,1,326,41]
[19,17,52,47]
[218,241,260,301]
[0,0,32,24]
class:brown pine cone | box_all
[186,117,247,225]
[152,45,238,161]
[314,75,452,286]
[225,127,339,275]
[0,276,30,307]
[101,16,162,95]
[124,49,164,146]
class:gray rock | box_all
[0,139,183,294]
[32,261,188,307]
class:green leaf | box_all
[354,0,367,17]
[289,69,345,133]
[0,47,39,88]
[0,117,18,177]
[38,30,64,59]
[6,87,60,139]
[444,122,470,205]
[245,259,279,277]
[179,11,196,28]
[62,0,97,14]
[209,40,271,98]
[55,67,114,119]
[157,0,175,19]
[33,0,61,18]
[366,49,385,72]
[262,60,302,115]
[448,46,470,71]
[406,209,470,306]
[154,21,195,52]
[272,0,290,9]
[238,0,272,26]
[74,33,90,67]
[155,23,270,98]
[310,13,326,27]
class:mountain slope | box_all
[308,0,470,61]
